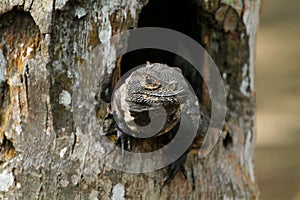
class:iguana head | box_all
[112,63,190,137]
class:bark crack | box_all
[71,131,76,154]
[24,64,29,109]
[37,168,44,200]
[30,0,34,11]
[78,138,90,186]
[191,165,196,191]
[45,102,49,134]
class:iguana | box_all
[108,62,209,185]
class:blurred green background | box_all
[255,0,300,199]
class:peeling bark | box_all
[0,0,260,199]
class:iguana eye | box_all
[142,75,161,90]
[168,81,177,91]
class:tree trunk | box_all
[0,0,260,199]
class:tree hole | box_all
[0,134,16,165]
[223,131,233,149]
[121,0,206,104]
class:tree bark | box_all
[0,0,260,199]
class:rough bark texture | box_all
[0,0,260,199]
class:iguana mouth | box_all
[136,89,186,98]
[127,89,187,107]
[127,94,180,106]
